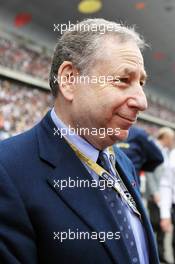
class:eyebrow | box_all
[118,68,148,81]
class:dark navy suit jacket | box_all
[0,112,159,264]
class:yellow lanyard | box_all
[67,141,141,218]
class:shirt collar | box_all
[51,108,99,162]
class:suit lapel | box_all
[36,112,131,263]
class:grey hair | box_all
[49,18,146,97]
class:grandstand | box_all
[0,34,51,81]
[1,31,175,140]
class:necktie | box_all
[97,151,140,264]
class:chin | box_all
[116,130,129,141]
[106,130,128,146]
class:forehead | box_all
[95,38,145,72]
[101,37,143,58]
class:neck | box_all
[82,135,115,150]
[54,103,75,129]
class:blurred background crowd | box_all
[1,34,175,139]
[0,35,51,81]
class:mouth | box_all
[117,113,137,124]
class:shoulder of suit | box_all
[0,124,38,167]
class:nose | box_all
[127,86,148,111]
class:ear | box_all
[57,61,78,101]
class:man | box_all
[146,127,175,263]
[0,19,159,264]
[115,125,164,186]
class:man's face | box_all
[70,38,148,147]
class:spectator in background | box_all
[158,143,175,264]
[115,125,164,186]
[146,127,175,264]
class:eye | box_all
[140,80,146,87]
[120,78,130,83]
[113,77,130,84]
